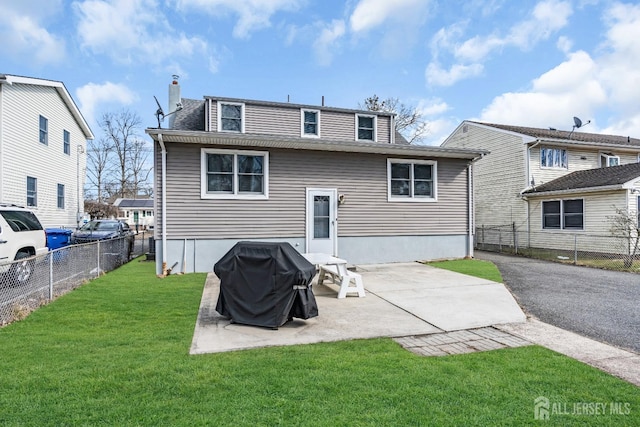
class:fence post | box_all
[481,225,485,249]
[513,222,518,255]
[574,235,578,265]
[49,253,54,301]
[97,240,101,278]
[499,228,502,252]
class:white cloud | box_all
[350,0,426,33]
[0,1,66,65]
[425,62,483,87]
[313,19,346,66]
[427,0,572,87]
[175,0,302,39]
[76,82,137,124]
[74,0,209,66]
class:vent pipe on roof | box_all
[167,75,181,129]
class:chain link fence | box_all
[0,232,152,326]
[475,224,640,273]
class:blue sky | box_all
[2,0,640,145]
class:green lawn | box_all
[428,258,504,283]
[0,259,637,426]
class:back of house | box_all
[146,78,485,274]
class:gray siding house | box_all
[146,80,485,275]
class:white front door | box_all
[306,188,337,255]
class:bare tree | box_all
[608,206,640,268]
[85,137,114,203]
[361,94,429,144]
[98,110,152,200]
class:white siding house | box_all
[0,74,94,228]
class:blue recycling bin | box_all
[46,228,72,250]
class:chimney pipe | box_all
[168,75,181,129]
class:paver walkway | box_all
[394,327,531,356]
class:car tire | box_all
[10,252,35,286]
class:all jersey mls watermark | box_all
[534,396,631,420]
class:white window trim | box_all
[39,115,48,145]
[599,152,620,167]
[541,198,584,231]
[63,129,70,155]
[387,158,437,202]
[355,114,377,142]
[301,109,321,138]
[201,148,269,200]
[217,101,245,133]
[540,146,568,170]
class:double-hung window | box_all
[39,115,48,145]
[63,130,70,155]
[218,102,244,132]
[388,159,437,201]
[542,199,583,230]
[600,153,619,167]
[301,109,320,137]
[356,114,376,141]
[27,177,37,207]
[57,184,65,209]
[540,147,567,169]
[201,148,268,199]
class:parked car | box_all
[0,204,48,285]
[72,220,134,243]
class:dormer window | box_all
[301,109,320,137]
[540,147,567,169]
[218,102,244,133]
[600,153,619,167]
[356,114,376,141]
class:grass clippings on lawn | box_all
[0,259,637,426]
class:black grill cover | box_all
[214,242,318,328]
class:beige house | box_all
[145,80,485,274]
[442,121,640,252]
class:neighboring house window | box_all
[218,102,244,132]
[600,153,619,167]
[27,176,37,207]
[542,199,583,230]
[387,159,437,201]
[356,114,376,141]
[301,109,320,137]
[39,115,48,145]
[540,147,567,169]
[63,130,70,155]
[201,148,268,199]
[57,184,65,209]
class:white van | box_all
[0,204,48,285]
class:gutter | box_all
[521,183,628,199]
[158,133,168,276]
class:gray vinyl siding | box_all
[207,100,392,143]
[158,143,469,239]
[444,124,528,228]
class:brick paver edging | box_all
[394,327,532,357]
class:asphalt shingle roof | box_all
[115,199,154,208]
[472,121,640,148]
[172,98,205,131]
[523,162,640,194]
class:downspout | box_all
[525,140,540,247]
[158,133,168,276]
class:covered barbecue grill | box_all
[214,242,318,328]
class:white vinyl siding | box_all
[201,148,268,199]
[1,83,88,228]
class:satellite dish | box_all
[568,116,591,139]
[154,96,165,128]
[573,116,582,128]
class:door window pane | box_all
[313,196,330,238]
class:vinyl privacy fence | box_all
[0,234,151,326]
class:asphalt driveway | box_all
[475,251,640,353]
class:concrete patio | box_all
[190,262,526,354]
